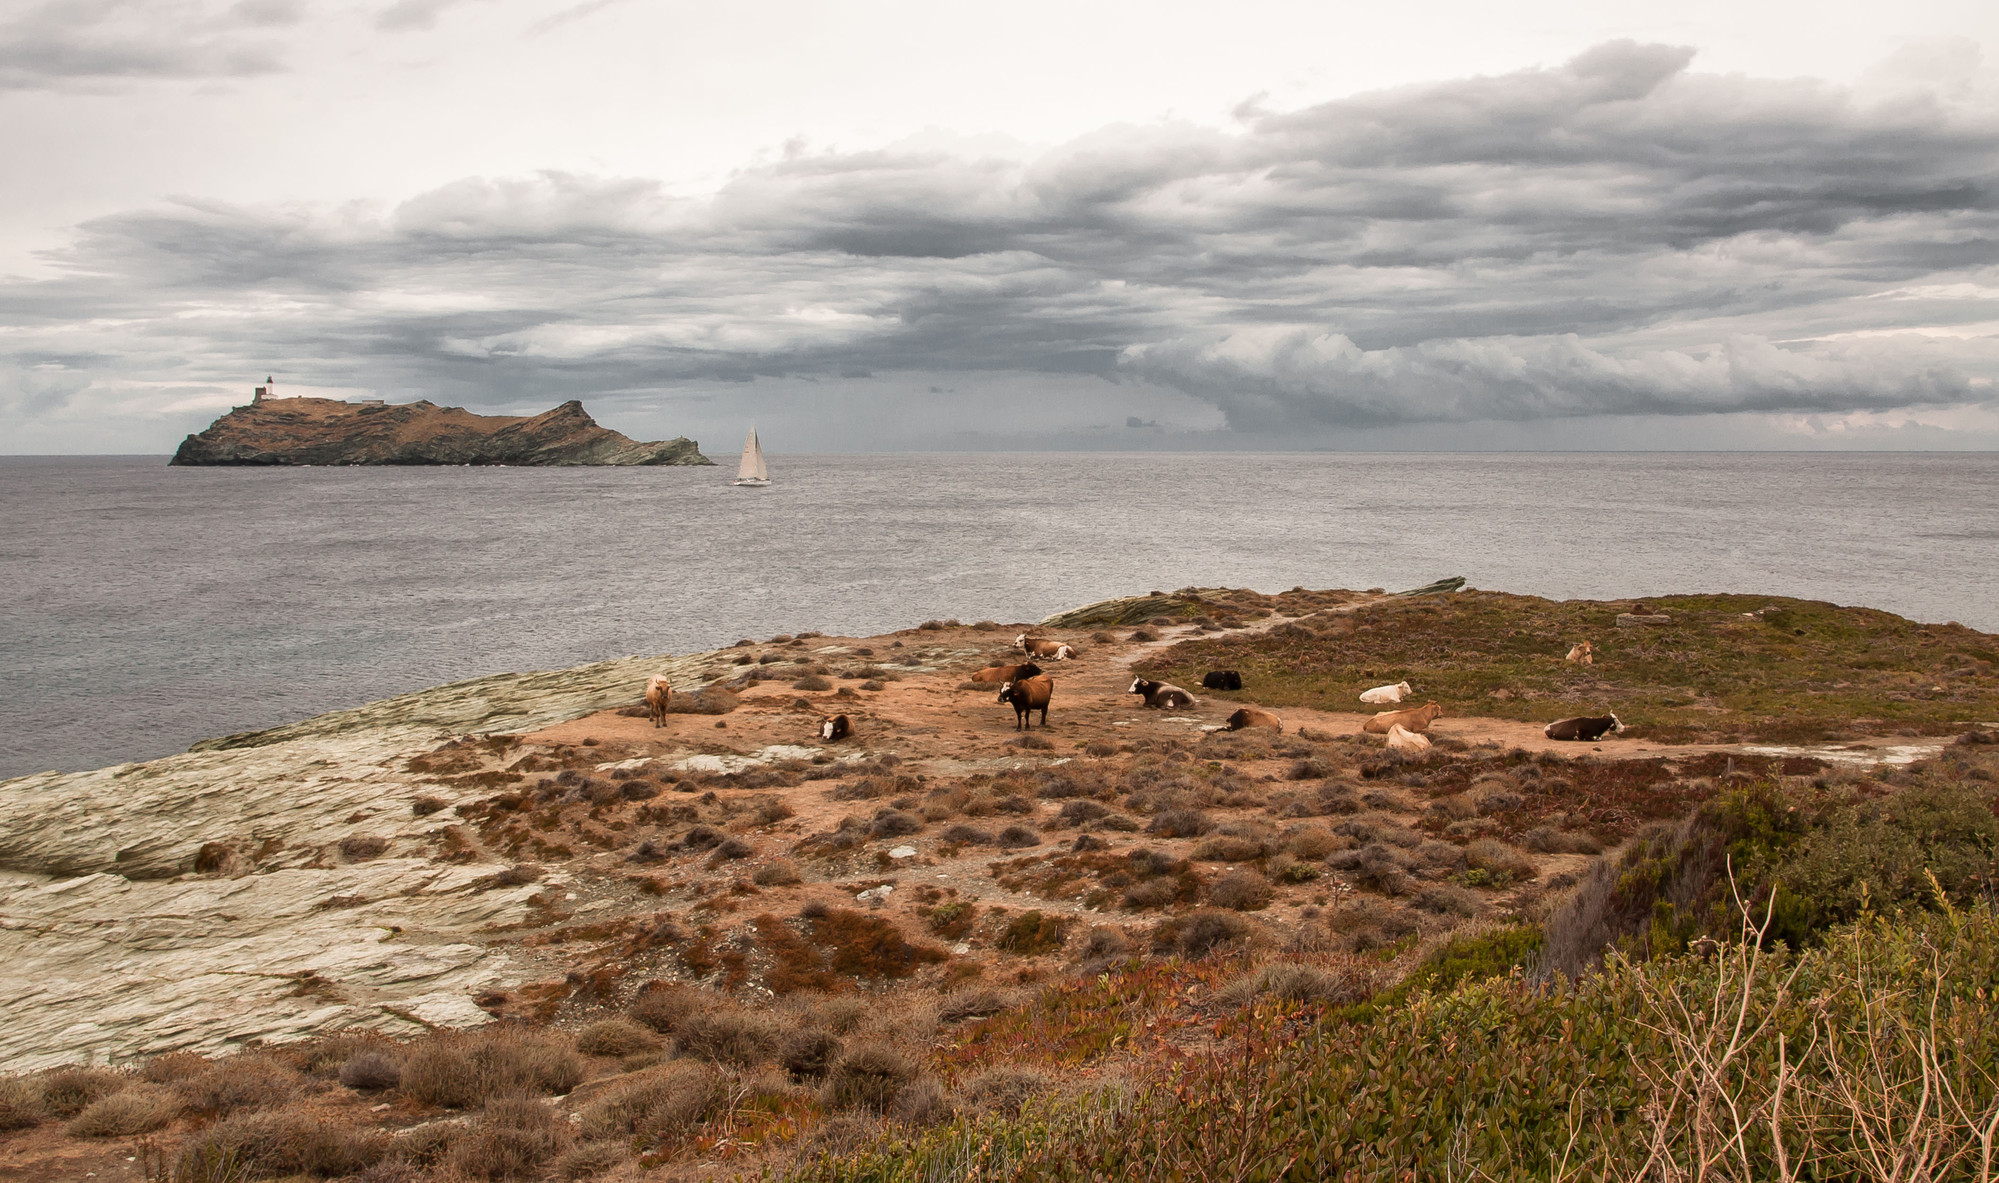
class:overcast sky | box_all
[4,0,1999,453]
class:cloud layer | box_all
[5,40,1999,447]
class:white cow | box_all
[1359,680,1413,705]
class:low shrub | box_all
[1465,838,1537,883]
[1148,809,1214,838]
[782,1031,844,1081]
[399,1030,581,1108]
[926,900,977,938]
[580,1061,722,1146]
[1221,960,1379,1006]
[941,824,996,845]
[1208,869,1274,911]
[574,1017,660,1057]
[680,824,726,850]
[870,810,923,838]
[451,1095,575,1181]
[557,1141,628,1181]
[1521,826,1602,854]
[889,1077,952,1127]
[1328,843,1415,896]
[628,981,704,1033]
[136,1052,209,1084]
[412,795,448,817]
[806,907,949,979]
[338,1051,403,1092]
[38,1067,124,1118]
[998,910,1068,955]
[1011,734,1055,750]
[996,825,1040,850]
[675,1007,782,1065]
[1158,909,1250,957]
[174,1110,388,1180]
[709,837,755,862]
[962,1067,1051,1116]
[176,1054,309,1116]
[339,835,389,861]
[754,858,804,886]
[67,1082,179,1137]
[1414,883,1483,917]
[794,675,834,691]
[1325,897,1418,952]
[1193,834,1266,862]
[0,1078,47,1130]
[825,1043,917,1112]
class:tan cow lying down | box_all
[1363,700,1443,734]
[644,676,673,728]
[1225,706,1282,731]
[970,662,1043,686]
[1386,724,1431,751]
[1566,641,1594,664]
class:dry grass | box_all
[37,1067,125,1118]
[0,1077,47,1130]
[825,1043,918,1112]
[574,1017,660,1057]
[176,1053,307,1115]
[451,1095,575,1181]
[399,1029,582,1109]
[66,1082,180,1137]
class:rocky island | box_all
[170,393,712,466]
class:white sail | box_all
[733,427,770,485]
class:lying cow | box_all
[1128,677,1197,709]
[820,714,853,742]
[1385,724,1431,752]
[1566,641,1595,665]
[1544,714,1623,742]
[1362,700,1443,735]
[1359,680,1413,704]
[644,676,673,728]
[1202,670,1243,691]
[1224,706,1281,732]
[970,661,1043,686]
[1016,634,1076,660]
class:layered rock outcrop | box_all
[0,652,715,1071]
[170,397,712,466]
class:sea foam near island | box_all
[3,450,1997,780]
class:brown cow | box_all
[970,661,1043,686]
[1225,706,1282,732]
[998,674,1054,729]
[1566,641,1595,665]
[644,676,673,728]
[1362,700,1443,734]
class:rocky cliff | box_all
[170,397,713,466]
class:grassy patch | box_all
[1137,590,1999,742]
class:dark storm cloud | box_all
[0,0,295,88]
[6,42,1999,432]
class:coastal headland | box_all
[169,396,713,466]
[2,584,1996,1180]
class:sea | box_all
[3,451,1996,781]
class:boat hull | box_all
[731,477,771,487]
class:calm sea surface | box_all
[3,452,1995,780]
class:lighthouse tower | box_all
[253,377,274,404]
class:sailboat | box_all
[732,426,771,487]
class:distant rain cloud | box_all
[4,40,1999,440]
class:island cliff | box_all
[169,397,713,466]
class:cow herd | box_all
[637,630,1627,750]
